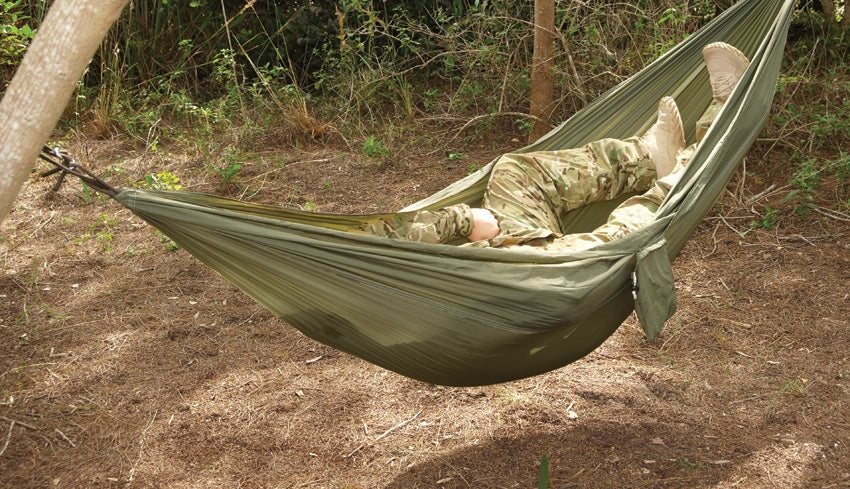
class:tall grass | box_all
[4,0,717,143]
[310,0,717,137]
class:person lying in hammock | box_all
[357,42,750,251]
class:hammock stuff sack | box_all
[103,0,794,386]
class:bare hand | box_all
[467,208,500,242]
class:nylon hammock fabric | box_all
[113,0,795,386]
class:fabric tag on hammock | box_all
[634,239,677,341]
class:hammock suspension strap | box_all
[39,146,118,197]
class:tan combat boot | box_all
[703,42,750,103]
[641,96,685,178]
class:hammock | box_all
[53,0,795,386]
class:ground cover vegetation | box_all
[1,1,849,488]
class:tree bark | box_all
[528,0,555,143]
[821,0,836,27]
[0,0,128,223]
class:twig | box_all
[718,215,749,239]
[0,421,14,457]
[744,184,779,206]
[236,308,264,327]
[344,444,364,458]
[54,428,76,448]
[704,220,722,258]
[0,416,38,431]
[374,410,422,442]
[786,234,816,247]
[451,112,547,143]
[344,410,423,458]
[813,206,850,222]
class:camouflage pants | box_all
[483,136,657,246]
[535,148,692,252]
[532,100,721,251]
[357,135,656,245]
[358,100,722,248]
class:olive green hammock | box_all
[55,0,795,386]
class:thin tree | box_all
[0,0,128,224]
[528,0,555,143]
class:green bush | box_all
[0,0,36,86]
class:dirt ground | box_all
[1,129,848,489]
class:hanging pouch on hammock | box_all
[633,239,677,341]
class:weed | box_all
[102,164,128,181]
[213,163,242,183]
[73,233,91,246]
[422,88,440,111]
[154,230,180,251]
[362,135,389,159]
[784,156,821,216]
[97,232,114,252]
[140,170,183,191]
[515,118,533,136]
[750,205,780,230]
[91,213,119,231]
[452,81,484,112]
[764,378,809,420]
[677,458,705,471]
[537,453,549,489]
[0,0,35,84]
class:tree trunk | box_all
[0,0,128,223]
[821,0,837,27]
[528,0,555,143]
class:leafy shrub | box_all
[0,0,36,86]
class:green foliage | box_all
[750,205,780,230]
[537,453,550,489]
[786,156,821,216]
[0,0,35,84]
[7,0,732,144]
[155,230,181,252]
[362,135,389,159]
[139,170,184,191]
[72,213,120,252]
[768,22,850,218]
[77,181,93,204]
[515,118,533,137]
[213,163,242,183]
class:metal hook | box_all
[631,271,639,300]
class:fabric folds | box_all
[114,0,795,386]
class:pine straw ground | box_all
[0,129,848,489]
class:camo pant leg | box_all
[541,100,725,252]
[541,166,681,252]
[483,136,657,243]
[355,204,475,244]
[695,99,724,143]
